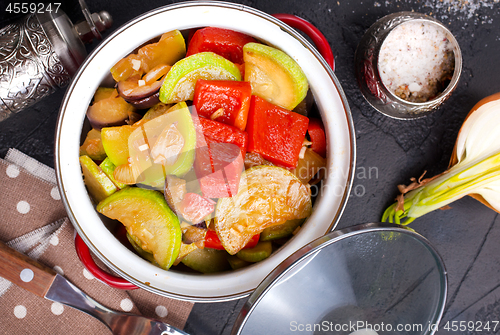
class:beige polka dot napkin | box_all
[0,149,193,334]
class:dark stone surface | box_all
[1,0,500,334]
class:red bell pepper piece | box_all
[194,117,248,198]
[247,96,309,168]
[178,193,215,224]
[197,137,244,198]
[193,79,252,131]
[307,118,327,158]
[198,117,248,151]
[186,27,257,64]
[205,229,260,250]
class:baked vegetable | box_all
[193,79,252,131]
[215,166,312,255]
[97,187,181,270]
[194,116,247,198]
[247,96,309,168]
[186,27,256,64]
[159,52,241,104]
[243,42,308,110]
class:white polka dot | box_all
[155,305,168,318]
[49,235,59,246]
[51,302,64,315]
[16,201,30,214]
[20,269,34,282]
[120,298,133,312]
[14,305,27,319]
[6,164,20,178]
[53,266,64,275]
[83,268,94,280]
[50,187,61,200]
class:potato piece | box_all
[215,166,312,255]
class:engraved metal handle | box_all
[0,1,112,122]
[0,13,71,121]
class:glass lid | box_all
[232,222,447,335]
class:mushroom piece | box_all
[118,78,164,99]
[126,92,160,109]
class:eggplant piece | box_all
[244,152,273,169]
[180,223,207,245]
[292,89,314,116]
[164,175,215,224]
[177,193,215,224]
[126,92,160,109]
[193,221,208,229]
[118,79,163,100]
[117,78,164,109]
[86,94,135,130]
[164,175,187,216]
[116,64,169,109]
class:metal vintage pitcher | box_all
[0,0,112,121]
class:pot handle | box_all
[273,13,335,71]
[75,233,138,290]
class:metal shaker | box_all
[0,1,112,121]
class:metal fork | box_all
[0,241,189,335]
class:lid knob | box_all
[74,10,113,43]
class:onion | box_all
[143,64,171,84]
[382,92,500,224]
